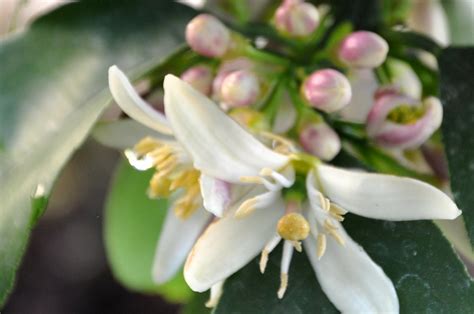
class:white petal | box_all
[163,74,289,183]
[93,119,173,150]
[152,206,211,284]
[199,174,231,217]
[317,164,461,220]
[304,224,399,313]
[184,193,285,292]
[108,66,173,135]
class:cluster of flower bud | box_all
[366,89,443,149]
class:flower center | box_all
[277,212,310,241]
[128,137,201,219]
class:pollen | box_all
[277,213,310,241]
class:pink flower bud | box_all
[302,69,352,113]
[185,14,231,57]
[212,58,254,99]
[274,0,320,37]
[299,122,341,161]
[366,94,443,149]
[338,31,389,68]
[220,70,260,107]
[180,65,214,96]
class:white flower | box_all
[161,74,461,312]
[103,67,461,312]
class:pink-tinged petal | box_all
[199,174,231,217]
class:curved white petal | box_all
[304,224,399,313]
[163,74,289,183]
[93,119,174,150]
[152,206,211,284]
[317,164,461,220]
[184,193,285,292]
[199,174,231,217]
[108,66,173,135]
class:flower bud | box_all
[212,58,254,99]
[180,65,214,96]
[274,0,320,37]
[366,94,443,149]
[338,31,389,68]
[220,70,260,107]
[299,122,341,161]
[302,69,352,113]
[185,14,231,57]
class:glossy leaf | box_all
[105,159,193,302]
[215,216,474,313]
[0,0,195,305]
[440,47,474,246]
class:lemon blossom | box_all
[161,74,461,312]
[103,66,245,295]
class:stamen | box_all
[291,241,302,252]
[235,198,258,218]
[205,280,225,308]
[148,173,171,198]
[239,176,264,184]
[278,241,293,299]
[125,149,155,171]
[328,228,345,246]
[235,191,279,218]
[260,131,296,152]
[317,233,327,259]
[259,235,281,273]
[278,273,288,299]
[260,167,294,188]
[134,137,160,155]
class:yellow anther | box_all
[259,250,269,274]
[259,167,274,177]
[291,241,302,252]
[328,229,345,246]
[277,273,288,299]
[317,233,327,259]
[174,198,199,219]
[169,170,200,190]
[330,203,346,215]
[239,176,263,184]
[148,173,171,198]
[235,198,258,218]
[277,213,310,241]
[134,137,161,155]
[324,218,338,231]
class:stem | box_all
[244,45,291,67]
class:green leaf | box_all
[0,0,195,306]
[215,217,474,313]
[105,159,193,302]
[440,47,474,247]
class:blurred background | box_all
[1,0,473,313]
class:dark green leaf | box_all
[215,217,474,313]
[105,159,192,302]
[215,244,337,314]
[440,47,474,246]
[0,0,195,305]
